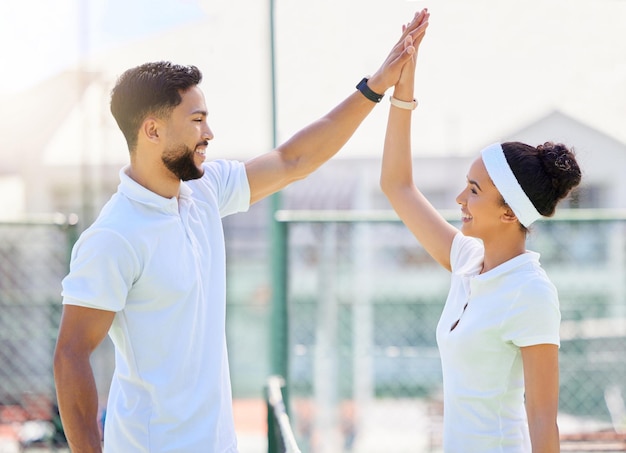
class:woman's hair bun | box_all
[502,141,582,218]
[536,142,582,199]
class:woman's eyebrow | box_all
[466,176,482,192]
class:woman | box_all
[381,15,582,452]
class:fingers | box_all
[403,9,429,39]
[407,12,429,52]
[411,10,430,39]
[404,35,415,54]
[392,10,428,59]
[393,11,428,63]
[370,9,429,91]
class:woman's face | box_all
[455,157,509,239]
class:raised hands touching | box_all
[396,9,429,98]
[379,7,456,272]
[244,8,429,205]
[366,9,430,97]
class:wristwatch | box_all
[356,77,384,103]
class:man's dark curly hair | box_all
[110,61,202,151]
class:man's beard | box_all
[161,143,204,181]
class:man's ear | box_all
[501,206,518,224]
[141,117,161,143]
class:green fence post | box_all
[267,0,289,388]
[268,0,292,448]
[270,209,288,384]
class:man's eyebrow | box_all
[191,109,207,116]
[466,176,482,191]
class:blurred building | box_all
[1,0,625,221]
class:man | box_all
[53,10,429,453]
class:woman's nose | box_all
[455,188,466,206]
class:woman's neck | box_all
[480,232,526,274]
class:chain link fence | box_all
[277,210,626,453]
[0,216,77,451]
[2,210,625,452]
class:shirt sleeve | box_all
[502,277,561,348]
[193,159,250,217]
[61,228,140,312]
[450,233,484,275]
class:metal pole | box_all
[77,0,94,228]
[267,2,292,451]
[314,223,341,451]
[268,0,289,389]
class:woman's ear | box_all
[501,206,518,224]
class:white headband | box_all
[481,143,541,227]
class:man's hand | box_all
[245,9,431,204]
[368,9,430,95]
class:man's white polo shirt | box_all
[61,160,250,453]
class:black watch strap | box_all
[356,77,384,103]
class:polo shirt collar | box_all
[479,251,540,279]
[118,165,194,215]
[470,250,541,292]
